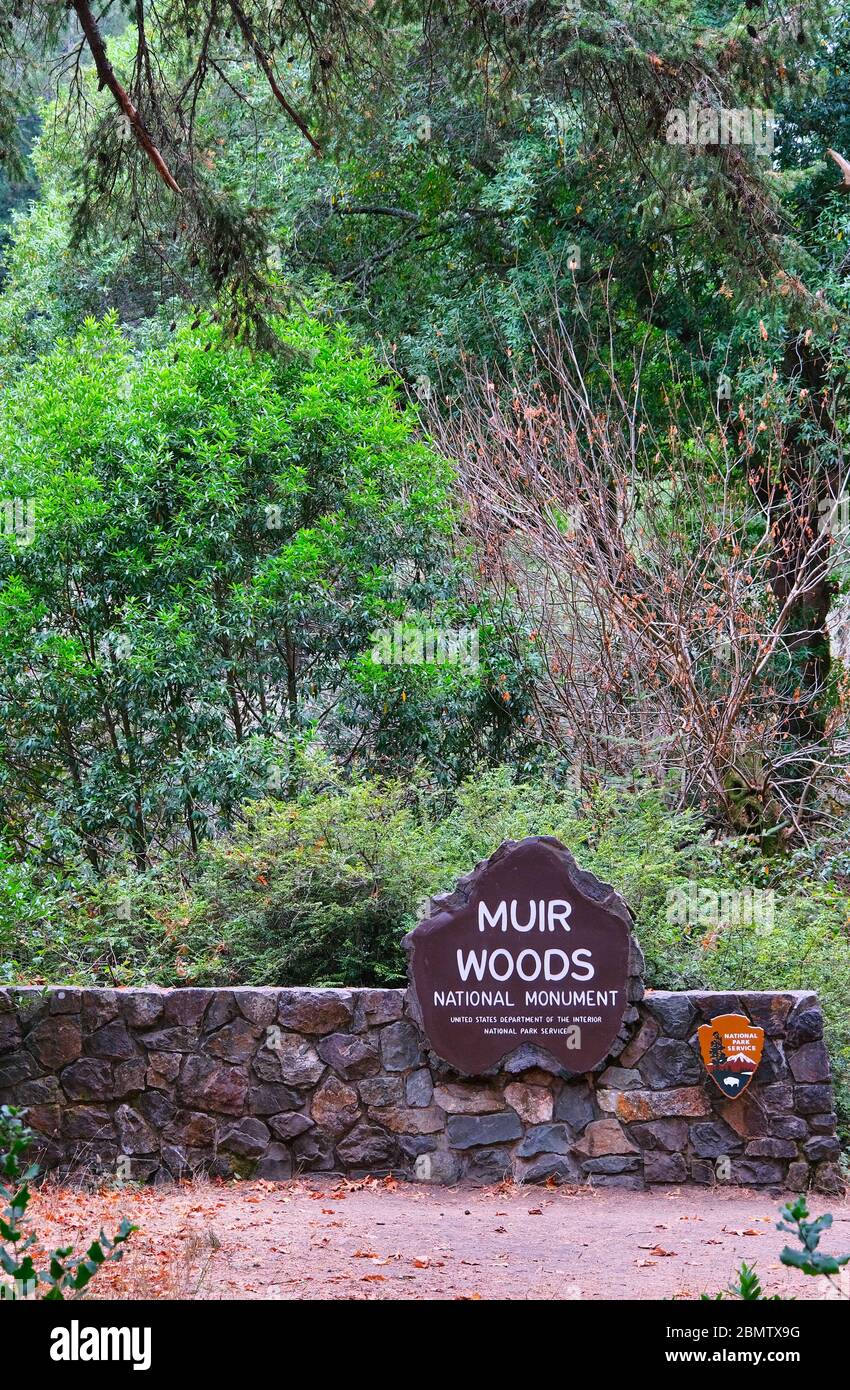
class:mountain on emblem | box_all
[698,1012,765,1098]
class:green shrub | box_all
[143,759,718,990]
[702,1196,850,1300]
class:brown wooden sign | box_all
[404,836,635,1075]
[698,1013,765,1098]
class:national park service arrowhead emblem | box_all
[698,1013,765,1099]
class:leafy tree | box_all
[0,309,518,870]
[0,0,387,335]
[0,3,835,337]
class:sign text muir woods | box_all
[405,837,635,1074]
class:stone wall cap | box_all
[645,989,817,1002]
[5,984,407,996]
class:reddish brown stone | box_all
[26,1017,82,1070]
[86,1021,136,1060]
[146,1052,181,1089]
[788,1042,830,1084]
[203,1017,261,1062]
[233,989,278,1027]
[433,1083,503,1114]
[178,1056,247,1115]
[310,1077,360,1137]
[504,1083,553,1124]
[370,1105,445,1135]
[576,1118,638,1157]
[316,1032,379,1081]
[598,1086,710,1122]
[60,1058,114,1101]
[164,1110,216,1147]
[618,1016,660,1068]
[162,990,209,1027]
[745,993,794,1037]
[278,989,353,1036]
[26,1104,61,1137]
[718,1092,767,1138]
[0,1011,22,1055]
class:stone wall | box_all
[0,985,842,1192]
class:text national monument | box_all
[404,836,640,1075]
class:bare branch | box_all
[70,0,182,195]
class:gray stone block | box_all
[218,1117,271,1158]
[690,1119,743,1159]
[642,993,696,1039]
[380,1021,423,1072]
[516,1123,572,1158]
[514,1153,583,1184]
[337,1122,401,1168]
[639,1038,702,1089]
[463,1146,513,1185]
[447,1112,522,1149]
[405,1068,434,1107]
[644,1152,687,1183]
[582,1156,641,1175]
[256,1143,293,1180]
[553,1082,595,1131]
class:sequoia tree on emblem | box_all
[698,1013,765,1098]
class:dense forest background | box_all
[0,1,849,1142]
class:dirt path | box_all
[26,1180,850,1301]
